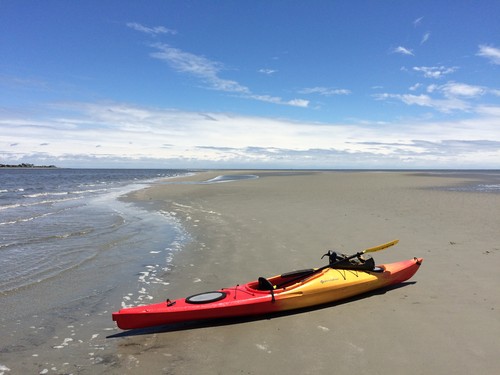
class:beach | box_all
[115,171,499,374]
[1,171,499,374]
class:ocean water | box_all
[0,168,202,373]
[0,168,190,296]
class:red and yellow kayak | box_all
[112,252,422,330]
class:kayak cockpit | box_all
[246,268,327,294]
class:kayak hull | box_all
[112,257,422,330]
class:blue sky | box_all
[1,1,499,168]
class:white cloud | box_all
[126,22,177,36]
[286,98,310,107]
[413,66,457,79]
[258,69,277,75]
[426,84,438,93]
[151,43,228,83]
[420,32,430,45]
[374,92,470,113]
[413,17,424,27]
[490,89,500,97]
[299,87,351,96]
[375,80,495,113]
[409,83,421,91]
[393,46,414,56]
[477,44,500,65]
[150,43,308,107]
[2,102,499,168]
[476,105,500,116]
[439,82,485,98]
[151,43,250,94]
[250,95,309,108]
[399,94,434,107]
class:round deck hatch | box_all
[185,291,227,304]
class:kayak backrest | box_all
[257,277,276,302]
[257,277,275,291]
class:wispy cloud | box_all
[126,22,177,36]
[420,32,430,45]
[151,44,222,77]
[438,82,486,98]
[250,95,309,107]
[284,98,309,107]
[374,81,492,113]
[409,83,422,91]
[413,66,457,79]
[491,89,500,97]
[299,87,351,96]
[0,74,50,90]
[374,92,469,113]
[150,43,308,107]
[352,139,500,160]
[392,46,414,56]
[413,17,424,27]
[127,22,309,108]
[151,43,250,94]
[258,68,277,75]
[477,44,500,65]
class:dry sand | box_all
[110,171,499,374]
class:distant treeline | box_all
[0,163,57,168]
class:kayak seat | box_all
[258,277,276,302]
[258,277,275,291]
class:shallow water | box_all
[0,169,189,295]
[0,169,192,373]
[414,170,500,193]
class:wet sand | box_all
[2,171,499,374]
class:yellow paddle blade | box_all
[363,239,399,254]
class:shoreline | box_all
[0,171,192,375]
